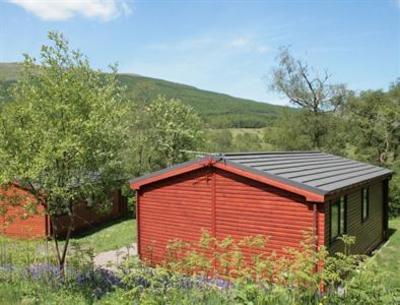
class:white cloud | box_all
[228,36,269,54]
[148,37,213,52]
[256,46,269,54]
[229,37,250,48]
[9,0,132,21]
[148,34,270,56]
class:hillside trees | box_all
[345,82,400,216]
[0,32,129,273]
[269,47,348,150]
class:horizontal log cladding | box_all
[214,169,315,257]
[138,167,323,265]
[140,168,212,264]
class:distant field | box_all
[206,128,276,153]
[227,128,265,137]
[0,62,22,81]
[209,127,268,138]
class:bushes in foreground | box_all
[0,233,399,305]
[105,263,398,305]
[111,232,399,305]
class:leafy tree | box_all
[390,161,400,217]
[264,109,313,150]
[345,81,400,216]
[0,32,129,273]
[127,95,204,174]
[264,108,347,154]
[346,87,400,165]
[269,47,348,149]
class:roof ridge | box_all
[222,151,320,156]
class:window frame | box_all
[330,195,347,243]
[339,196,347,235]
[361,187,370,223]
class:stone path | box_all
[94,243,137,269]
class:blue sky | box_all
[0,0,399,105]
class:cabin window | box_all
[361,187,369,222]
[330,196,347,242]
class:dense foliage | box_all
[346,84,400,165]
[345,83,400,216]
[127,95,204,176]
[0,232,398,305]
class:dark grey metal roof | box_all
[130,151,392,198]
[222,151,392,195]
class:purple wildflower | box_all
[26,263,61,280]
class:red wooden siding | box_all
[0,186,47,239]
[139,168,212,263]
[1,186,127,239]
[214,169,318,256]
[316,204,325,249]
[138,167,324,264]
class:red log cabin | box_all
[0,185,128,239]
[130,152,392,264]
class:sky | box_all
[0,0,399,106]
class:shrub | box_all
[112,231,400,305]
[389,162,400,217]
[1,232,399,305]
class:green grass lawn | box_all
[68,218,136,253]
[0,218,136,257]
[369,217,400,288]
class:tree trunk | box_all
[51,215,74,278]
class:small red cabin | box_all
[0,185,128,239]
[130,152,392,264]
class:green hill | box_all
[0,62,291,128]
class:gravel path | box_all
[94,243,137,269]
